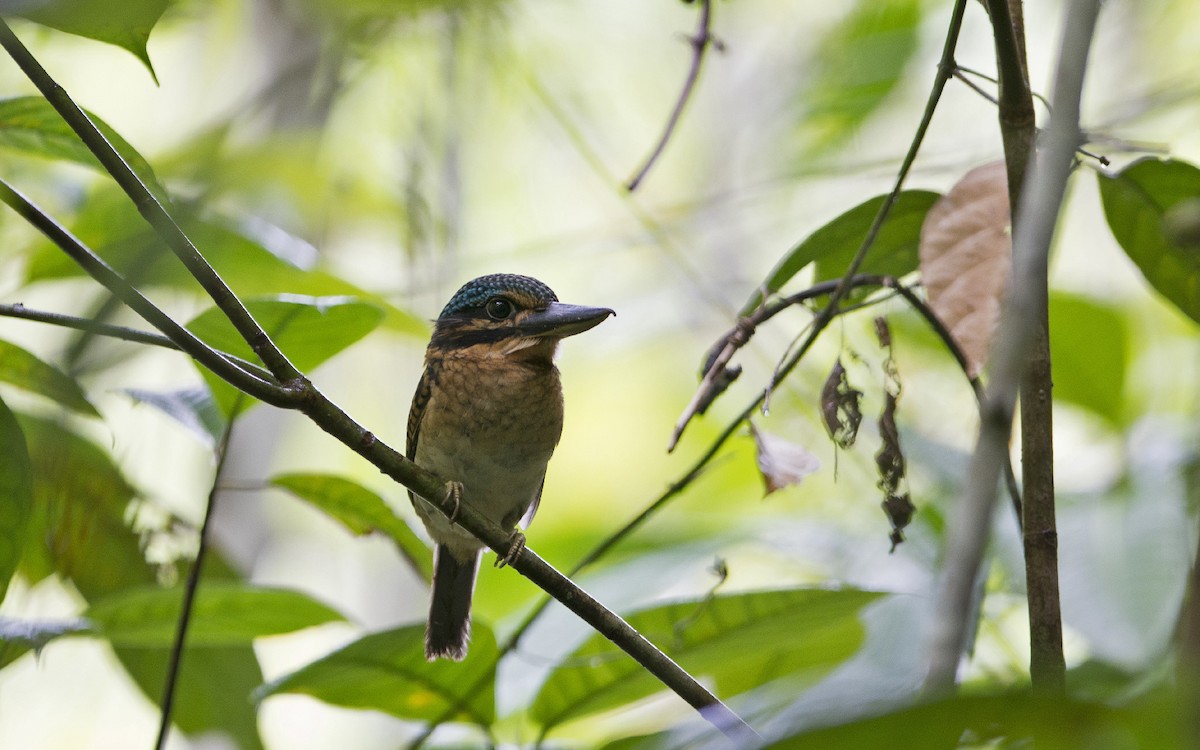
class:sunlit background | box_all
[0,0,1198,747]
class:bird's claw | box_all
[496,530,526,569]
[444,481,464,523]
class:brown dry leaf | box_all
[919,160,1012,377]
[820,359,863,449]
[750,422,821,495]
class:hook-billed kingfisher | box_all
[407,273,613,660]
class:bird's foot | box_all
[495,530,526,569]
[444,481,464,523]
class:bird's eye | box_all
[485,297,514,320]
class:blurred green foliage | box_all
[0,0,1197,748]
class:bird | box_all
[407,273,613,661]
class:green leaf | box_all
[797,0,923,153]
[812,191,940,284]
[762,688,1178,749]
[116,552,268,750]
[257,623,498,725]
[531,588,882,731]
[270,473,433,581]
[0,338,99,417]
[1099,158,1200,325]
[120,646,265,750]
[742,191,941,315]
[10,415,264,747]
[1048,292,1127,426]
[124,386,226,447]
[0,97,167,201]
[15,0,170,80]
[84,583,345,647]
[15,414,147,594]
[186,295,385,416]
[0,397,34,606]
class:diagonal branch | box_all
[626,0,716,191]
[0,11,777,741]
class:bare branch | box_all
[0,303,178,350]
[625,0,716,191]
[0,303,277,382]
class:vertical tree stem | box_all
[989,0,1067,693]
[926,0,1100,694]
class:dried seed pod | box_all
[875,392,904,490]
[820,358,862,450]
[876,389,914,551]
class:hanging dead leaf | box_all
[919,160,1012,377]
[750,422,821,495]
[876,381,914,552]
[820,359,862,449]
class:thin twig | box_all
[0,182,295,404]
[154,414,238,750]
[925,0,1100,695]
[953,68,1000,106]
[625,0,715,191]
[0,303,178,349]
[0,302,278,383]
[668,275,891,451]
[670,0,969,451]
[956,64,1053,111]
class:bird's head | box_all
[430,274,613,360]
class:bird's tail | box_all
[426,545,480,661]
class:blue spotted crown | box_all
[439,274,558,318]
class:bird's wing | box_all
[406,367,434,503]
[520,475,545,529]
